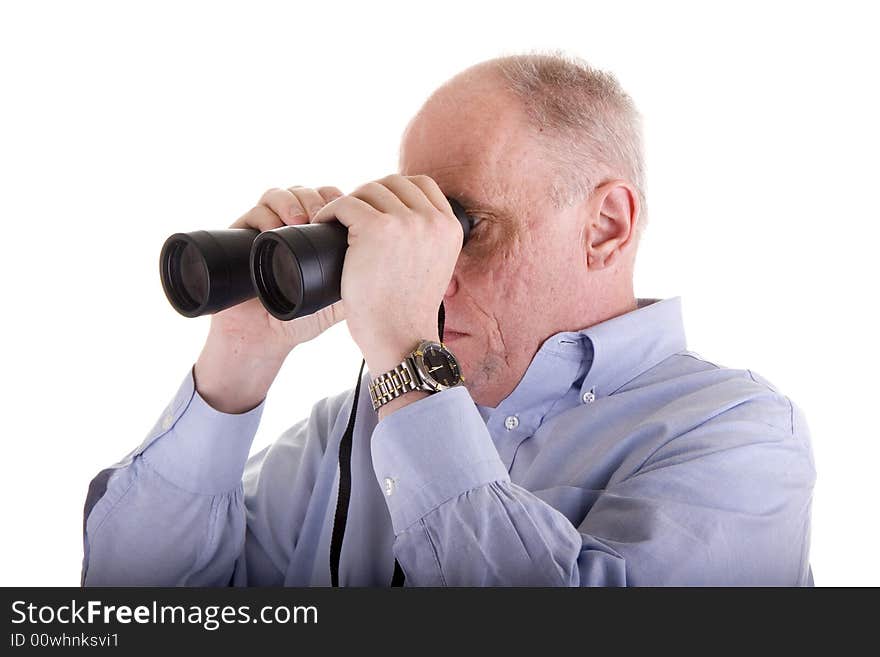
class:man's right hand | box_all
[193,186,346,413]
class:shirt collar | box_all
[482,296,687,415]
[577,296,687,400]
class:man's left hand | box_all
[310,174,464,376]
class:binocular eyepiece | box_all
[160,198,472,321]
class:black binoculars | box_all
[160,197,472,321]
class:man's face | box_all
[399,72,590,407]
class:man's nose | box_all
[444,273,459,300]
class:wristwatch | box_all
[368,340,464,411]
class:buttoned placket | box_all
[481,337,591,470]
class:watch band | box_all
[369,358,420,411]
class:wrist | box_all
[364,332,440,377]
[195,333,288,414]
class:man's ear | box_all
[585,179,639,270]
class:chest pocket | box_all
[530,486,604,527]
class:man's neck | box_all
[467,291,638,408]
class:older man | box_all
[82,53,815,586]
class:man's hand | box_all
[311,174,464,377]
[194,185,346,414]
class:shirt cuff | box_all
[370,385,509,533]
[140,367,265,495]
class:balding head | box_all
[405,51,646,222]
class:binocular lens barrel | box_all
[165,241,208,313]
[251,221,348,320]
[159,229,259,317]
[256,239,303,316]
[160,198,472,320]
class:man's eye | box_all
[468,214,486,229]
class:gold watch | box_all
[368,340,464,411]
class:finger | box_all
[316,186,344,204]
[378,174,441,215]
[323,299,346,326]
[288,186,333,220]
[259,187,308,225]
[349,181,411,215]
[405,175,453,216]
[310,194,381,229]
[230,204,286,232]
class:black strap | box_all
[437,301,446,340]
[390,559,406,587]
[329,358,365,587]
[329,302,446,587]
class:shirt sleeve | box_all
[370,386,626,586]
[370,385,815,586]
[82,367,264,586]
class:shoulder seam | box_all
[611,351,713,395]
[679,352,722,370]
[746,369,795,435]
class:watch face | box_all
[419,342,462,388]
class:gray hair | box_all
[490,50,647,228]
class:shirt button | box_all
[161,414,174,430]
[582,390,596,404]
[383,477,396,496]
[504,415,519,430]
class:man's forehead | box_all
[399,100,528,212]
[400,112,504,170]
[403,157,516,217]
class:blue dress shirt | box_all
[82,297,816,586]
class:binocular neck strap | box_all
[330,301,446,587]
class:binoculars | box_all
[160,197,473,321]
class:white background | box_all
[1,0,877,586]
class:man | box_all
[82,52,816,586]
